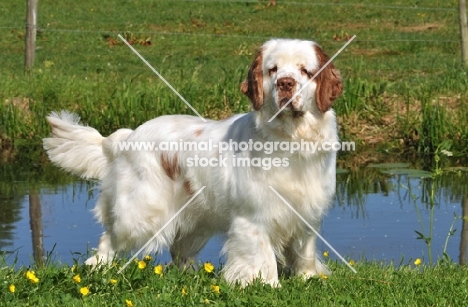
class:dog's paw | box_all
[223,265,281,288]
[296,261,331,280]
[84,253,113,267]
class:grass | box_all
[1,256,468,306]
[1,1,468,305]
[1,0,468,159]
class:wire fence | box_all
[123,0,459,11]
[1,1,462,44]
[0,25,461,44]
[3,0,465,70]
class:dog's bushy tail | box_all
[43,111,132,180]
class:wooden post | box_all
[25,0,38,71]
[460,0,468,67]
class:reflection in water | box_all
[29,189,44,267]
[0,189,23,257]
[1,161,468,267]
[331,166,468,265]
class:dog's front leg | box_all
[222,217,279,287]
[285,225,330,279]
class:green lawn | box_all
[1,256,468,306]
[1,0,467,155]
[1,1,468,305]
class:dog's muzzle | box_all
[276,77,304,117]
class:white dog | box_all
[43,39,342,286]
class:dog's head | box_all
[241,39,342,118]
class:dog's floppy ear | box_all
[241,48,264,110]
[313,45,343,113]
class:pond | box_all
[1,156,467,269]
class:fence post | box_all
[460,0,468,67]
[25,0,38,71]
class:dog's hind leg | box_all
[170,229,212,270]
[85,182,117,267]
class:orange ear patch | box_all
[241,49,264,110]
[313,45,343,113]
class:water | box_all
[324,174,465,265]
[1,162,467,268]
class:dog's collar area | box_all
[293,110,305,118]
[274,109,305,119]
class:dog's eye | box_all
[301,68,309,76]
[269,67,277,75]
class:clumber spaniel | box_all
[43,39,342,286]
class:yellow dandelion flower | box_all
[319,273,328,280]
[154,264,163,276]
[349,259,355,266]
[125,299,134,307]
[181,286,188,296]
[25,270,35,280]
[204,298,210,304]
[144,255,152,261]
[80,286,90,296]
[323,251,329,258]
[137,260,146,269]
[110,279,118,285]
[73,274,81,283]
[414,258,422,266]
[26,270,39,283]
[204,262,214,273]
[9,284,15,293]
[210,285,220,294]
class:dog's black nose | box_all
[277,77,296,92]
